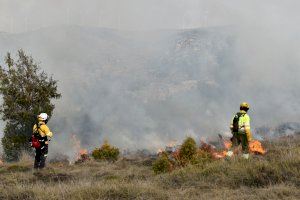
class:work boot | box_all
[242,153,249,159]
[226,151,234,157]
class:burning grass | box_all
[0,136,299,200]
[153,136,267,174]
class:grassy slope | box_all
[0,136,299,200]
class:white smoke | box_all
[0,1,299,157]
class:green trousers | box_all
[230,132,249,153]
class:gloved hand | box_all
[245,129,252,142]
[45,136,52,145]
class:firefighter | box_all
[227,102,252,159]
[32,113,53,169]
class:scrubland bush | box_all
[178,137,198,165]
[2,134,29,161]
[92,141,120,161]
[152,153,173,174]
[193,149,213,165]
[153,137,213,173]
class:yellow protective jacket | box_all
[230,110,252,141]
[33,121,53,138]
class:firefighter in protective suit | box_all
[32,113,53,169]
[227,102,252,159]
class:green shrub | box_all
[179,137,197,166]
[153,137,203,174]
[153,154,172,174]
[0,50,61,161]
[2,133,30,162]
[92,141,120,162]
[193,149,213,166]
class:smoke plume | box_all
[0,1,299,158]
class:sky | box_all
[0,0,298,32]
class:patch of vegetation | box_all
[2,134,29,161]
[0,189,35,200]
[178,137,198,166]
[92,141,120,162]
[0,136,299,200]
[33,171,74,183]
[6,164,31,172]
[153,153,173,174]
[153,137,214,174]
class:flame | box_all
[220,139,266,157]
[0,159,3,165]
[166,140,177,148]
[200,139,266,159]
[157,148,164,154]
[249,140,266,154]
[79,149,88,156]
[224,141,232,150]
[211,151,227,159]
[200,140,227,159]
[71,134,88,161]
[157,140,179,155]
[159,137,266,160]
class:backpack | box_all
[232,112,245,132]
[31,135,41,149]
[30,123,41,149]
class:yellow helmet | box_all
[240,102,250,110]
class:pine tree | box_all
[0,50,61,161]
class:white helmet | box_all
[38,113,48,121]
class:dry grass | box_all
[0,136,299,200]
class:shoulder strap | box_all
[232,112,244,132]
[237,112,246,117]
[34,122,41,135]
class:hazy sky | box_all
[0,0,299,32]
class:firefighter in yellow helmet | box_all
[32,113,53,169]
[227,102,252,159]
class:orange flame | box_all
[79,149,88,156]
[166,140,177,148]
[249,140,266,154]
[200,139,266,159]
[157,140,179,155]
[157,148,164,154]
[211,151,227,159]
[221,139,266,157]
[200,140,227,159]
[71,134,88,160]
[224,141,232,150]
[158,137,266,160]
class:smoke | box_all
[0,1,300,158]
[1,0,297,32]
